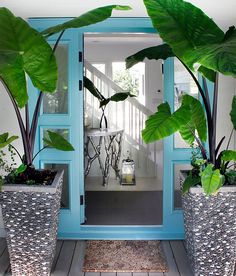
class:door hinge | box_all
[79,51,83,62]
[80,195,84,205]
[79,80,83,91]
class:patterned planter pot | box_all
[0,170,63,276]
[182,184,236,276]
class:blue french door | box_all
[163,58,192,234]
[28,17,197,239]
[29,19,85,236]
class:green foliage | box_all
[142,102,191,143]
[0,133,18,149]
[42,5,131,37]
[198,66,216,83]
[221,150,236,162]
[143,0,236,79]
[84,76,104,101]
[179,94,207,144]
[200,164,224,195]
[0,145,17,174]
[15,164,27,175]
[225,170,236,185]
[182,172,200,194]
[84,75,135,108]
[125,44,174,69]
[143,0,224,70]
[230,96,236,130]
[0,8,57,107]
[43,131,74,151]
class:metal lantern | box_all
[120,158,136,185]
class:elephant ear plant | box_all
[84,76,135,129]
[126,0,236,195]
[0,5,131,185]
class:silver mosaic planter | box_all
[182,183,236,276]
[0,170,63,276]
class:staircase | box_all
[84,60,160,178]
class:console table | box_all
[85,128,124,186]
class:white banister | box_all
[84,60,158,178]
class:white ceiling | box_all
[0,0,235,30]
[84,33,162,46]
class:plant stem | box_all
[215,136,225,158]
[187,123,207,160]
[29,30,65,159]
[0,79,32,165]
[211,73,219,165]
[32,146,49,162]
[10,144,23,163]
[178,60,212,153]
[226,128,234,150]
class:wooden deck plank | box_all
[101,273,116,276]
[52,240,76,276]
[69,241,86,276]
[169,241,193,276]
[0,248,10,276]
[51,240,63,273]
[85,273,100,276]
[133,273,148,276]
[149,272,164,276]
[117,273,132,276]
[161,241,180,276]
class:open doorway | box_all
[83,33,164,225]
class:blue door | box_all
[29,19,85,237]
[29,17,195,239]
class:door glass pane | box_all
[174,163,192,209]
[43,44,69,114]
[44,163,69,209]
[43,128,69,147]
[174,58,198,148]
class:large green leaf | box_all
[198,66,216,83]
[43,131,74,151]
[221,150,236,162]
[143,0,224,66]
[42,5,131,37]
[230,96,236,130]
[0,8,57,107]
[84,76,104,101]
[142,102,191,143]
[100,92,136,107]
[185,28,236,77]
[179,94,207,144]
[182,172,201,194]
[200,164,224,195]
[0,132,18,149]
[125,44,174,69]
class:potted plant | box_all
[0,5,131,275]
[126,0,236,275]
[84,76,135,129]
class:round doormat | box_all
[83,240,168,272]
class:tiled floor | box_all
[0,239,193,276]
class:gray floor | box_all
[0,238,193,276]
[85,191,182,225]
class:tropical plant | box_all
[0,5,131,182]
[126,0,236,195]
[84,76,135,128]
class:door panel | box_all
[163,58,192,234]
[28,23,85,235]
